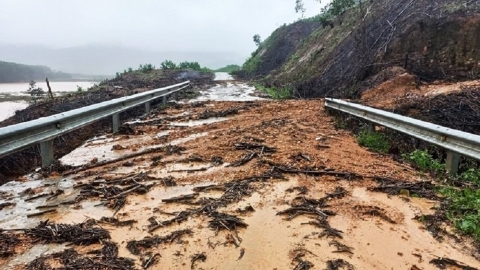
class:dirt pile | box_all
[1,99,479,269]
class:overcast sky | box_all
[0,0,326,57]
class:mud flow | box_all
[0,84,479,270]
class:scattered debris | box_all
[430,257,478,270]
[190,253,207,270]
[25,220,110,245]
[329,240,354,254]
[142,253,161,269]
[0,231,19,257]
[208,212,248,231]
[162,193,199,203]
[370,177,438,199]
[98,217,137,227]
[26,209,57,218]
[236,205,255,214]
[199,108,238,119]
[127,229,193,255]
[353,205,397,224]
[234,142,276,153]
[326,259,355,270]
[292,253,314,270]
[0,202,16,210]
[237,248,245,261]
[148,211,191,232]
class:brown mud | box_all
[0,97,479,269]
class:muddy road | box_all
[0,81,479,270]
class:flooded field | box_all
[0,81,97,122]
[0,82,479,270]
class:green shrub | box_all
[402,150,443,173]
[460,168,480,185]
[356,127,390,153]
[441,187,480,241]
[254,83,292,99]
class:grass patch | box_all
[440,187,480,241]
[402,150,444,173]
[356,126,389,153]
[254,84,292,99]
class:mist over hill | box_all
[0,44,245,75]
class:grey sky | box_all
[0,0,325,55]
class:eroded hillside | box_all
[240,0,480,98]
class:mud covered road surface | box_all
[0,82,479,269]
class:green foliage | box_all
[440,187,480,241]
[128,67,133,72]
[356,127,390,153]
[179,61,201,70]
[160,60,211,72]
[323,0,356,16]
[76,85,84,92]
[243,57,260,74]
[402,150,444,173]
[138,63,155,73]
[27,80,45,104]
[160,60,177,70]
[253,34,262,47]
[254,83,292,99]
[215,65,241,73]
[460,168,480,185]
[295,0,306,17]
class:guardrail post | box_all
[445,151,460,176]
[367,122,375,133]
[40,140,54,168]
[112,113,120,133]
[145,101,151,114]
[162,95,167,107]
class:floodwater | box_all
[214,72,234,81]
[0,101,29,122]
[193,82,265,102]
[0,81,97,122]
[0,81,96,95]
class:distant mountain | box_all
[0,45,245,75]
[0,61,73,83]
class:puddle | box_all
[60,132,208,166]
[169,117,229,127]
[5,244,68,270]
[0,177,77,229]
[193,83,265,102]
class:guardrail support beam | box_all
[367,122,375,133]
[112,113,120,133]
[40,140,54,168]
[446,151,460,176]
[145,101,151,115]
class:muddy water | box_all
[193,82,265,102]
[60,132,209,166]
[214,72,234,81]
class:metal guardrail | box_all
[0,81,190,167]
[325,98,480,175]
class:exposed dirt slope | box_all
[1,99,478,270]
[241,0,480,98]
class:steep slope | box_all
[242,0,480,98]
